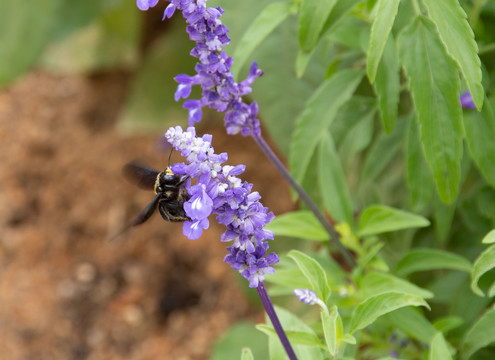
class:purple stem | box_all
[252,133,356,268]
[257,282,298,360]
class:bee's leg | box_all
[131,194,161,226]
[158,203,172,221]
[177,175,190,187]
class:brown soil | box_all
[0,71,293,360]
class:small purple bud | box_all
[460,91,476,109]
[137,0,159,11]
[163,3,176,19]
[294,289,319,305]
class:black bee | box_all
[123,161,191,226]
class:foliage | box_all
[4,0,495,359]
[218,0,495,358]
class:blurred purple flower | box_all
[294,289,319,305]
[136,0,159,11]
[165,126,278,287]
[139,0,263,136]
[460,91,476,109]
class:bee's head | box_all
[165,166,174,175]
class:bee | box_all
[123,161,191,226]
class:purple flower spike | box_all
[137,0,159,11]
[165,126,278,287]
[161,0,263,136]
[294,288,329,312]
[460,91,476,109]
[294,289,319,305]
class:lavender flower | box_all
[165,126,279,287]
[136,0,159,11]
[460,91,476,109]
[294,289,329,313]
[294,289,319,305]
[140,0,264,136]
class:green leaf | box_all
[406,113,434,210]
[331,97,376,167]
[0,0,63,86]
[433,192,456,244]
[433,316,464,334]
[359,115,406,184]
[52,0,106,37]
[461,307,495,360]
[394,249,472,277]
[342,334,356,345]
[385,307,437,343]
[288,250,331,302]
[464,99,495,187]
[471,244,495,297]
[357,272,434,300]
[328,17,367,50]
[374,35,399,134]
[367,0,400,82]
[482,229,495,244]
[320,0,362,36]
[231,2,291,76]
[41,1,139,73]
[241,348,254,360]
[429,332,452,360]
[349,292,429,334]
[211,322,267,360]
[317,132,353,224]
[489,282,495,298]
[265,267,311,290]
[118,21,195,132]
[220,0,325,154]
[256,325,323,347]
[290,69,364,184]
[299,0,337,52]
[358,205,430,237]
[321,306,342,357]
[295,47,316,78]
[265,210,327,241]
[399,16,463,204]
[423,0,483,110]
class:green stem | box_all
[479,42,495,55]
[469,0,486,29]
[411,0,421,16]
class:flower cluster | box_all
[137,0,264,136]
[165,126,279,287]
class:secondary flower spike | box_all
[138,0,264,136]
[165,126,279,287]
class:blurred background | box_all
[0,1,294,359]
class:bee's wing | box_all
[131,194,161,226]
[123,161,159,190]
[108,194,161,242]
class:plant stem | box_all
[252,134,356,268]
[257,282,298,360]
[479,42,495,55]
[469,0,487,28]
[411,0,421,16]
